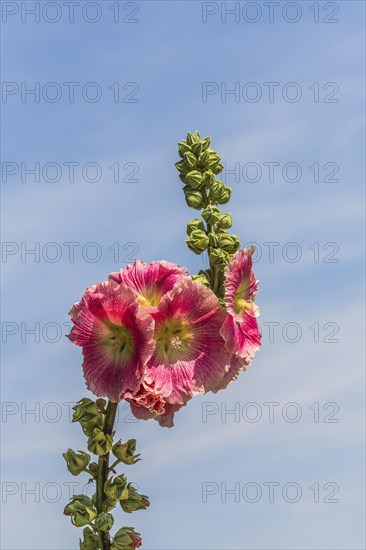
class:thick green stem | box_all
[96,401,118,550]
[201,187,219,296]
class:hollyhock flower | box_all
[109,260,189,308]
[142,277,232,406]
[68,280,155,402]
[221,247,261,360]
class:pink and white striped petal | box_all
[222,247,262,360]
[109,260,189,308]
[68,280,155,402]
[143,278,232,405]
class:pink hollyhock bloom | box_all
[142,277,232,406]
[109,260,189,308]
[68,280,155,402]
[126,381,185,428]
[220,247,261,360]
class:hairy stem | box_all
[96,401,118,550]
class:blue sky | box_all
[1,1,365,549]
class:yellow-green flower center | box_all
[234,281,252,315]
[102,322,133,360]
[137,286,162,307]
[155,319,194,362]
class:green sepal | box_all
[95,512,114,532]
[119,485,150,514]
[104,475,129,501]
[187,219,205,236]
[192,270,211,287]
[112,439,141,465]
[210,248,228,266]
[87,428,113,456]
[111,527,142,550]
[186,230,209,254]
[72,398,100,436]
[63,449,91,476]
[202,205,220,225]
[79,527,100,550]
[64,494,97,527]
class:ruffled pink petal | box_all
[128,387,184,428]
[68,281,155,402]
[220,313,261,359]
[224,247,259,319]
[155,403,186,428]
[125,381,165,417]
[144,278,232,405]
[109,260,189,308]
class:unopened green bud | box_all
[112,439,141,465]
[87,428,113,456]
[202,205,220,225]
[186,230,209,254]
[105,475,129,501]
[192,270,211,287]
[185,170,203,189]
[175,160,190,176]
[210,181,232,204]
[210,249,228,266]
[178,140,191,158]
[210,180,224,199]
[211,161,224,175]
[202,169,216,187]
[120,485,150,514]
[63,449,90,476]
[111,527,142,550]
[72,398,99,436]
[218,233,240,254]
[183,151,197,169]
[184,187,204,210]
[207,151,221,167]
[186,131,200,146]
[89,462,98,476]
[217,186,231,204]
[201,136,211,152]
[64,495,97,527]
[201,149,221,169]
[187,219,205,236]
[217,212,232,229]
[191,141,203,157]
[79,527,100,550]
[95,512,114,532]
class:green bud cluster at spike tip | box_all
[175,130,241,299]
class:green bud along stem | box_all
[96,401,118,550]
[65,396,149,550]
